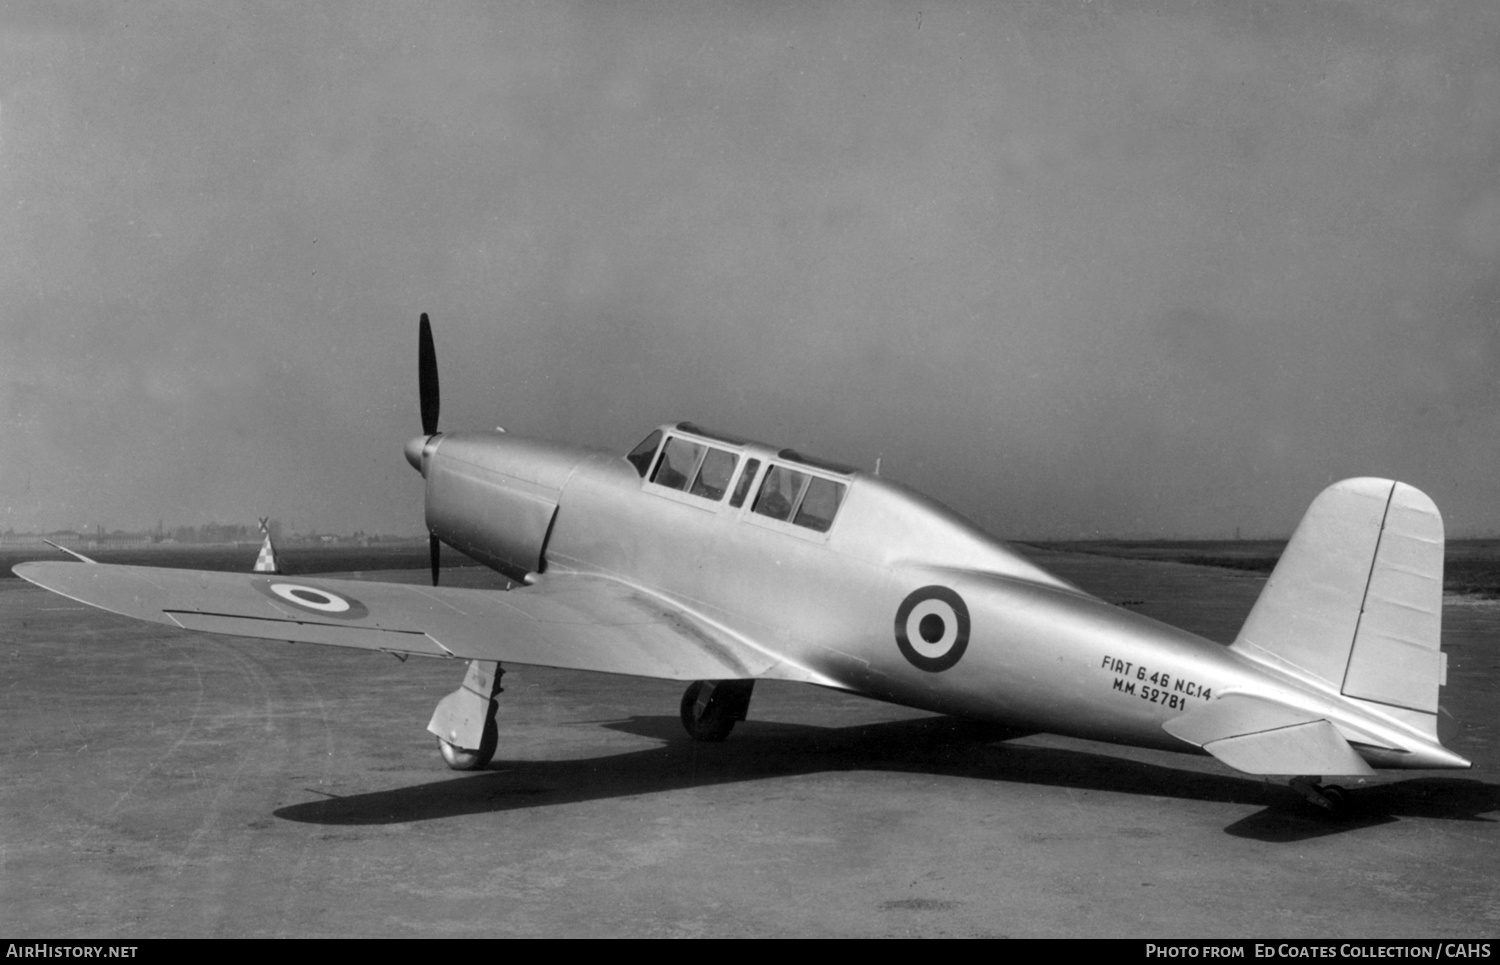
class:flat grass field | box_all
[6,538,1499,599]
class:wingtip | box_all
[13,559,91,585]
[12,560,57,586]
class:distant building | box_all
[0,531,84,548]
[87,534,152,549]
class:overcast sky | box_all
[3,1,1498,539]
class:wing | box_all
[13,562,823,684]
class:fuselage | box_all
[410,422,1465,770]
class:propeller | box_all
[417,312,442,585]
[419,312,440,437]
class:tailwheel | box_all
[438,712,498,771]
[1320,784,1352,817]
[680,679,754,742]
[1289,776,1354,818]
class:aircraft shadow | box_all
[274,715,1497,841]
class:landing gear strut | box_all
[680,679,755,741]
[428,660,504,770]
[1289,776,1353,817]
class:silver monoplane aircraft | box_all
[16,315,1470,815]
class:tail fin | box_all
[253,517,281,575]
[1231,478,1446,738]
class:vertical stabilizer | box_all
[1231,478,1445,738]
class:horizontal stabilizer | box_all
[1200,720,1374,777]
[1163,693,1374,776]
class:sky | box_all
[2,1,1499,539]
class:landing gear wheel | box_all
[1290,776,1354,818]
[680,681,738,742]
[1320,784,1352,818]
[437,713,498,770]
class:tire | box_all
[1321,784,1353,818]
[437,711,498,770]
[680,681,737,742]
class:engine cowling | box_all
[423,432,587,581]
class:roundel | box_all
[894,585,970,672]
[254,580,368,620]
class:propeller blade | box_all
[419,312,440,436]
[430,534,441,587]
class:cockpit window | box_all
[751,464,847,532]
[793,477,845,532]
[642,431,846,526]
[752,465,808,522]
[626,430,662,478]
[651,437,705,491]
[689,447,738,501]
[728,458,761,508]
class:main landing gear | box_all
[428,659,504,770]
[427,669,757,767]
[1289,776,1353,817]
[680,679,755,741]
